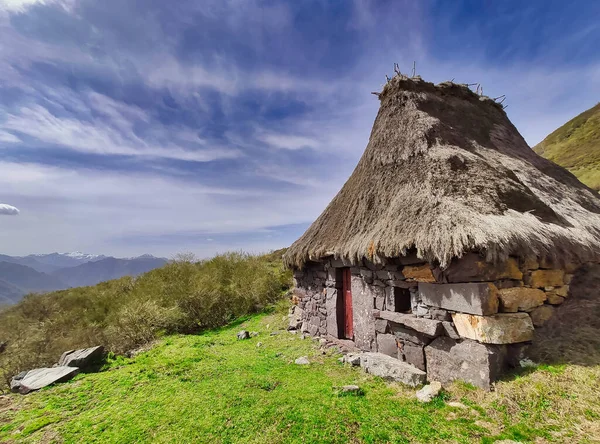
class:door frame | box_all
[341,268,353,339]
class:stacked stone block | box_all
[291,252,584,389]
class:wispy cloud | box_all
[0,130,20,143]
[0,203,19,215]
[2,93,241,162]
[0,0,599,257]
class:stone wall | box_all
[291,253,589,389]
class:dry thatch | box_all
[284,76,600,268]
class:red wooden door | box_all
[342,268,353,339]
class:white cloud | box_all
[0,0,74,13]
[0,203,19,215]
[0,161,335,256]
[0,0,45,12]
[258,132,320,151]
[0,130,20,143]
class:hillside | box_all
[0,262,66,295]
[51,256,167,288]
[534,102,600,190]
[2,309,599,443]
[0,251,291,387]
[0,280,23,306]
[0,253,168,304]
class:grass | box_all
[534,102,600,191]
[0,250,292,389]
[1,303,599,444]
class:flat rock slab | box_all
[12,367,79,394]
[419,282,499,316]
[377,311,443,337]
[452,313,534,344]
[359,352,426,387]
[58,346,104,368]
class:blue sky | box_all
[0,0,599,258]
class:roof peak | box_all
[376,73,506,113]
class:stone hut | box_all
[283,75,600,389]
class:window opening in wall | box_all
[393,287,411,313]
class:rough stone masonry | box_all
[290,252,583,389]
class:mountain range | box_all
[0,253,167,305]
[534,102,600,191]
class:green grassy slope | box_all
[534,102,600,190]
[1,307,599,443]
[0,251,291,387]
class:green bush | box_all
[0,250,291,390]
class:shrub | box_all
[0,250,291,390]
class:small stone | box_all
[295,356,310,365]
[546,293,565,305]
[519,358,537,368]
[319,338,328,345]
[237,331,250,340]
[256,342,263,347]
[300,334,307,340]
[341,385,361,393]
[289,330,298,335]
[529,305,555,327]
[345,354,361,366]
[250,331,259,337]
[447,401,468,409]
[270,331,282,336]
[416,381,442,402]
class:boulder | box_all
[377,311,443,337]
[11,367,79,394]
[419,282,499,316]
[497,287,546,312]
[359,352,426,387]
[403,264,436,283]
[529,305,555,327]
[416,381,442,402]
[424,337,507,390]
[58,346,105,369]
[376,333,398,357]
[527,270,565,288]
[451,313,534,344]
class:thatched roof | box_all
[284,75,600,269]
